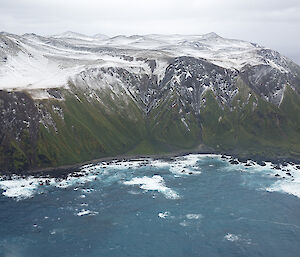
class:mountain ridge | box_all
[1,32,300,173]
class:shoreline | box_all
[0,149,210,178]
[1,147,300,178]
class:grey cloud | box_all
[0,0,299,64]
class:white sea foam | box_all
[127,190,141,195]
[150,154,221,175]
[179,220,190,227]
[0,178,38,200]
[186,214,202,220]
[265,163,300,198]
[3,153,299,202]
[224,233,252,244]
[0,154,215,200]
[158,211,170,219]
[150,159,172,169]
[224,233,240,242]
[0,176,57,200]
[76,209,99,216]
[81,159,148,173]
[267,181,300,198]
[0,171,97,200]
[217,156,300,199]
[124,175,180,199]
[168,154,204,175]
[222,157,300,199]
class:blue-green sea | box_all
[1,154,300,257]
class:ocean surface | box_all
[1,154,300,257]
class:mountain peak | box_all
[201,32,221,39]
[51,31,89,39]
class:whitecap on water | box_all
[3,153,300,201]
[0,170,97,200]
[220,157,300,199]
[81,159,149,173]
[224,233,252,244]
[127,190,141,195]
[265,163,300,198]
[224,233,240,242]
[179,220,190,227]
[123,175,180,199]
[0,178,37,200]
[76,209,99,216]
[150,154,218,176]
[0,176,55,200]
[186,214,202,220]
[0,154,216,200]
[150,159,172,169]
[231,160,300,199]
[168,155,204,175]
[158,211,170,219]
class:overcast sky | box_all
[1,0,299,64]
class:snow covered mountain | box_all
[1,31,300,173]
[1,31,299,105]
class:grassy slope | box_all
[35,89,147,168]
[201,80,300,159]
[2,78,300,172]
[148,93,202,150]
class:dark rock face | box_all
[114,67,160,113]
[239,52,300,107]
[0,91,39,143]
[47,89,63,100]
[240,64,287,105]
[161,57,239,114]
[0,91,40,171]
[71,56,240,117]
